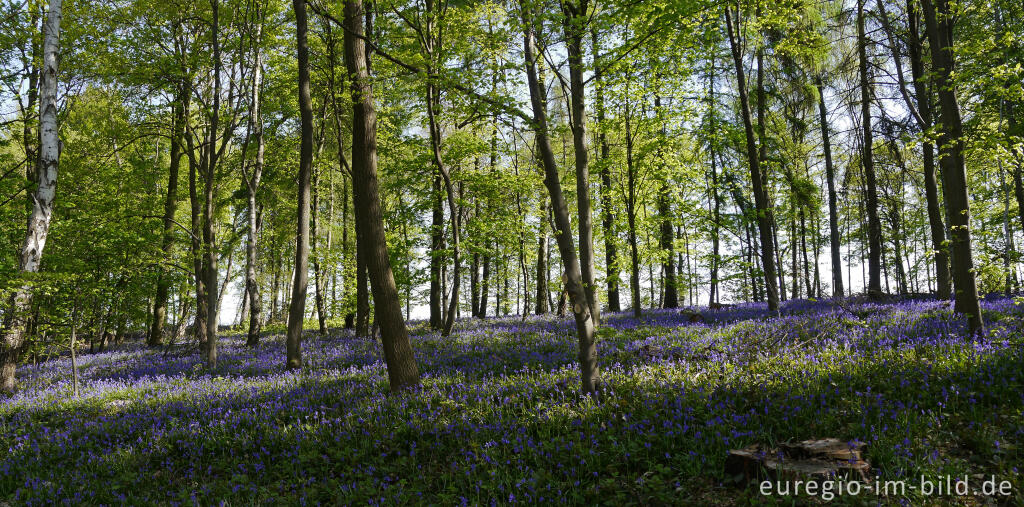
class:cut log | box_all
[725,438,870,485]
[778,438,865,461]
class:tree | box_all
[876,0,951,299]
[724,3,780,312]
[286,0,314,369]
[521,2,599,394]
[150,81,187,346]
[857,0,883,297]
[592,25,620,313]
[561,0,599,322]
[243,5,267,347]
[816,77,843,298]
[920,0,984,334]
[344,0,419,391]
[1,0,62,395]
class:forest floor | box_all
[1,297,1023,505]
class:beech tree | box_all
[344,0,420,391]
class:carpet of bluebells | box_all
[2,296,1023,505]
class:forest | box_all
[0,0,1022,503]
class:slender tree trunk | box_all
[708,156,721,306]
[245,49,266,347]
[790,209,799,299]
[920,0,984,334]
[858,0,883,297]
[217,246,234,317]
[479,242,490,318]
[654,94,677,308]
[325,20,353,325]
[0,0,62,395]
[591,26,619,313]
[70,303,79,397]
[429,172,444,328]
[236,288,248,328]
[201,0,224,368]
[746,224,758,301]
[523,7,599,394]
[426,79,461,336]
[187,133,209,353]
[345,0,419,390]
[151,85,186,346]
[536,194,550,314]
[562,0,599,322]
[707,65,722,307]
[313,166,329,336]
[725,6,779,312]
[905,0,951,298]
[313,191,329,336]
[800,209,812,297]
[310,104,331,337]
[417,0,461,335]
[625,109,642,318]
[775,220,786,301]
[817,78,844,298]
[286,0,313,368]
[21,10,39,220]
[471,230,480,317]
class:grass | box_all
[1,297,1022,505]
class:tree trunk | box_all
[724,6,779,312]
[591,25,619,313]
[344,0,419,390]
[523,7,599,394]
[625,108,642,318]
[707,66,722,307]
[800,209,812,297]
[655,94,677,308]
[858,0,883,297]
[245,35,266,347]
[189,153,209,351]
[479,242,490,318]
[426,79,461,336]
[817,78,844,298]
[201,0,223,368]
[151,84,186,346]
[313,167,328,337]
[70,303,79,397]
[417,0,462,335]
[217,246,234,317]
[920,0,984,334]
[905,0,951,298]
[471,238,480,317]
[236,288,248,328]
[429,171,444,329]
[287,0,314,369]
[562,0,599,323]
[0,0,62,395]
[536,194,550,314]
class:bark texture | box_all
[1,0,62,395]
[344,0,420,391]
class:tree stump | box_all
[725,438,870,485]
